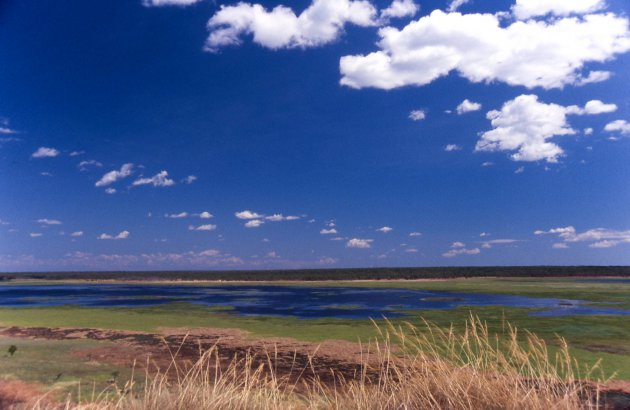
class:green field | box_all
[1,277,629,387]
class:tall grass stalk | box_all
[36,316,603,409]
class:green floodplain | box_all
[0,277,629,390]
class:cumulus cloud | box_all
[604,120,630,135]
[346,238,373,248]
[456,99,482,114]
[339,10,630,90]
[132,170,175,187]
[320,228,338,235]
[95,164,134,187]
[235,210,264,219]
[105,188,117,194]
[443,245,480,257]
[182,175,197,184]
[380,0,419,20]
[535,226,630,248]
[445,144,461,152]
[70,231,83,237]
[142,0,202,6]
[199,211,213,219]
[167,212,188,219]
[566,100,617,115]
[377,226,393,233]
[480,239,519,249]
[98,230,130,240]
[512,0,606,20]
[38,218,62,225]
[447,0,470,13]
[409,232,422,236]
[408,110,426,121]
[189,224,217,231]
[31,147,60,158]
[205,0,378,51]
[265,214,300,221]
[78,160,103,171]
[476,95,618,163]
[244,219,264,228]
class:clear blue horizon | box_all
[1,0,630,271]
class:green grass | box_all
[0,336,131,395]
[0,278,629,381]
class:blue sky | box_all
[1,0,630,271]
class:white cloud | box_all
[481,239,519,248]
[78,160,103,171]
[38,218,62,225]
[30,233,43,238]
[318,256,338,265]
[566,100,617,115]
[189,224,217,231]
[451,241,465,248]
[31,147,60,158]
[235,210,264,219]
[576,70,611,85]
[245,219,264,228]
[584,127,594,136]
[445,144,461,152]
[515,166,525,174]
[142,0,201,6]
[443,247,480,257]
[476,95,571,163]
[70,231,83,237]
[536,226,630,248]
[69,150,85,157]
[409,232,422,236]
[132,170,175,187]
[447,0,470,13]
[512,0,606,20]
[205,0,378,51]
[105,188,117,194]
[182,175,197,184]
[604,120,630,135]
[98,230,130,240]
[199,211,213,219]
[265,213,300,221]
[320,228,338,235]
[266,251,279,258]
[199,249,221,257]
[408,110,426,121]
[346,238,373,248]
[479,232,490,237]
[96,164,134,187]
[476,95,619,163]
[377,226,393,233]
[456,99,482,114]
[405,247,418,253]
[552,242,569,249]
[380,0,419,20]
[339,10,630,90]
[167,212,188,219]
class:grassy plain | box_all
[0,277,629,384]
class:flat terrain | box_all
[0,277,629,405]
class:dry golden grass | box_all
[33,316,605,410]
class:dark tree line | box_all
[1,266,629,282]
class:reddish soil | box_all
[1,325,629,409]
[0,380,53,410]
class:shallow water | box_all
[0,284,628,319]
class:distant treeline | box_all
[1,266,629,282]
